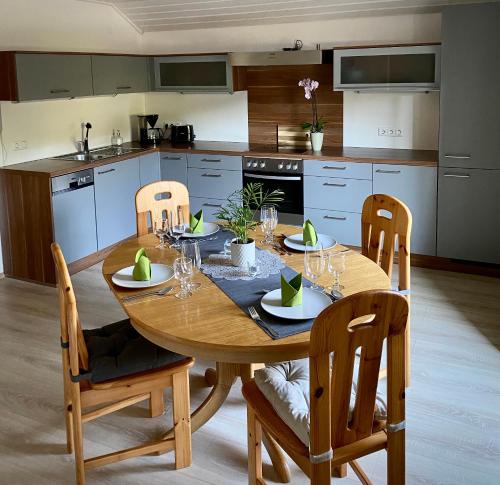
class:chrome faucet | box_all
[83,122,92,154]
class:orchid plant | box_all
[298,78,326,133]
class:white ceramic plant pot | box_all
[311,132,324,152]
[231,238,256,267]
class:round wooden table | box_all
[102,224,390,481]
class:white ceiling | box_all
[83,0,492,32]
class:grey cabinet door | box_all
[439,4,500,169]
[15,53,93,101]
[189,197,225,222]
[437,168,500,263]
[139,152,161,187]
[373,165,437,256]
[94,158,140,250]
[160,152,188,186]
[91,55,150,95]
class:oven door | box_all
[243,171,304,225]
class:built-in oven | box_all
[242,157,304,226]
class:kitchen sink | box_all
[54,146,145,162]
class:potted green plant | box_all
[215,183,283,267]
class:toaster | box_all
[170,124,195,143]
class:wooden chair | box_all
[135,180,190,237]
[361,194,412,386]
[51,243,194,485]
[243,290,409,485]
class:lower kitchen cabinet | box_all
[304,207,361,247]
[160,152,188,186]
[188,167,242,199]
[437,167,500,264]
[373,164,437,256]
[139,152,161,187]
[189,197,225,222]
[94,158,140,250]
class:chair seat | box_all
[254,359,387,446]
[83,319,187,384]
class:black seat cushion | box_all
[83,319,187,383]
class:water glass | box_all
[181,240,202,290]
[328,252,346,291]
[304,241,325,291]
[246,261,260,279]
[260,205,278,245]
[173,257,193,299]
[222,239,232,256]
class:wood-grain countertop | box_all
[1,140,438,177]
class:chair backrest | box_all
[309,290,408,456]
[135,181,190,237]
[51,243,88,378]
[361,194,412,290]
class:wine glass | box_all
[154,217,168,249]
[169,208,186,249]
[260,205,278,245]
[304,241,325,291]
[173,257,193,299]
[181,240,202,290]
[328,252,346,291]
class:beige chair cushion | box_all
[254,359,387,446]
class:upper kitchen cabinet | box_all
[153,55,235,92]
[0,53,93,101]
[439,3,500,169]
[91,55,150,95]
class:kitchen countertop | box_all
[1,140,438,177]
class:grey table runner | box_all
[195,229,315,339]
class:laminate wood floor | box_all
[0,264,499,484]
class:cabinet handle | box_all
[324,215,346,221]
[202,203,223,208]
[162,156,182,160]
[444,154,471,159]
[97,168,116,175]
[375,169,401,174]
[322,165,346,170]
[202,173,222,178]
[323,182,346,187]
[116,86,132,90]
[201,158,222,162]
[50,89,70,94]
[443,173,470,178]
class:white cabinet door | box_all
[139,153,160,187]
[160,152,188,186]
[189,197,225,222]
[373,164,437,256]
[188,168,242,199]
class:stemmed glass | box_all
[304,241,325,291]
[154,217,168,249]
[173,257,193,299]
[181,240,202,291]
[328,252,346,291]
[169,207,187,249]
[260,205,278,245]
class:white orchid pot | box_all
[231,238,256,267]
[311,132,324,152]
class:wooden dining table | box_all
[102,224,390,482]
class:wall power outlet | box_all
[378,128,403,137]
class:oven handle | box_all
[244,173,302,181]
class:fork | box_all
[248,306,279,338]
[122,285,174,302]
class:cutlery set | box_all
[121,285,174,303]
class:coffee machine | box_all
[138,114,164,147]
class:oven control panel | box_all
[243,157,303,174]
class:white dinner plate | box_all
[283,233,337,251]
[111,263,174,289]
[181,222,220,238]
[261,287,332,320]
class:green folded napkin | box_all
[132,248,152,281]
[281,273,303,307]
[189,209,204,233]
[303,219,318,245]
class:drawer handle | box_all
[322,166,346,170]
[443,173,470,178]
[202,173,222,178]
[162,156,182,160]
[444,154,471,159]
[201,158,222,162]
[324,215,347,221]
[97,168,116,175]
[323,182,347,187]
[50,89,70,94]
[202,203,223,208]
[116,86,132,90]
[375,169,401,174]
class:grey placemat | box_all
[194,229,315,339]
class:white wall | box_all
[144,92,248,143]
